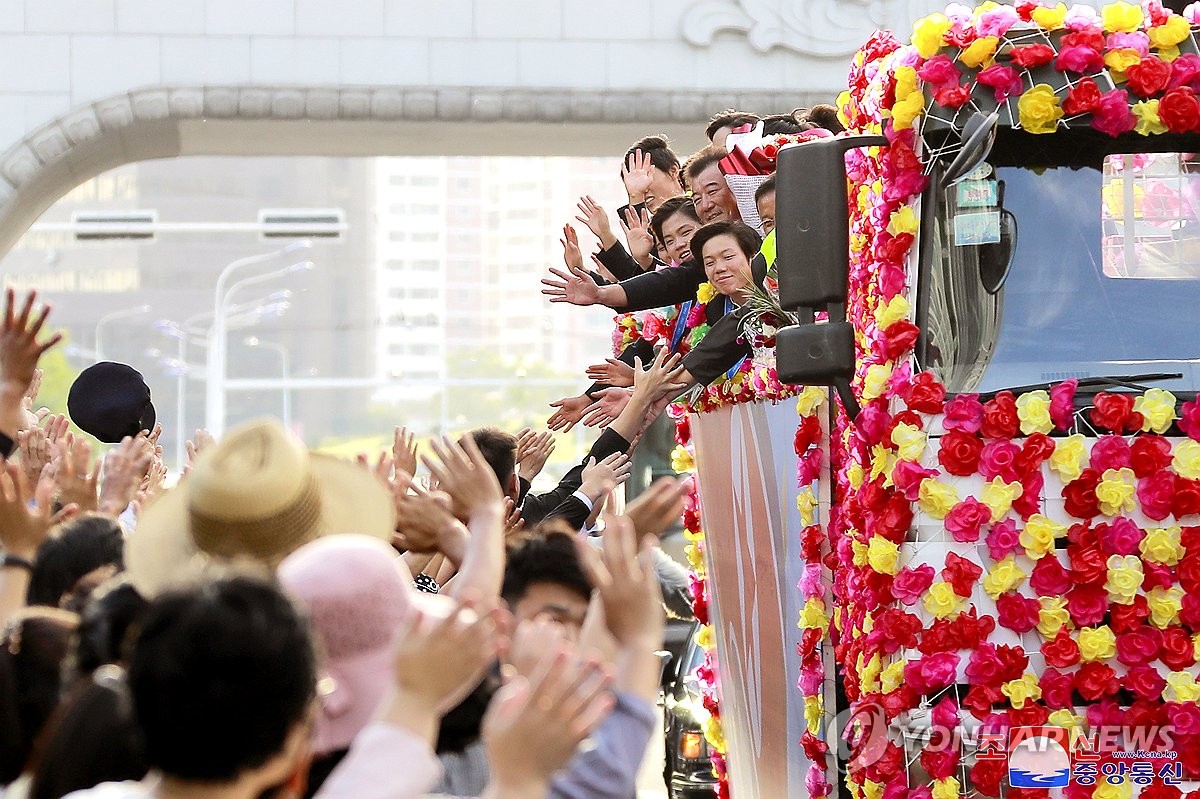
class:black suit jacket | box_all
[520,427,632,530]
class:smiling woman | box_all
[689,221,764,303]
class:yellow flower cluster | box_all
[981,478,1022,521]
[1164,671,1200,702]
[918,479,959,519]
[1019,514,1065,559]
[874,294,910,329]
[1038,597,1072,638]
[891,66,923,130]
[1106,555,1144,604]
[696,282,718,304]
[932,777,960,799]
[1133,100,1167,136]
[1031,2,1068,30]
[1148,586,1183,628]
[1140,525,1183,566]
[797,597,829,630]
[861,362,892,401]
[984,556,1027,599]
[1102,0,1144,33]
[795,385,826,416]
[1018,85,1064,135]
[1175,440,1200,480]
[1078,625,1117,661]
[867,536,900,575]
[1016,390,1053,435]
[1096,468,1136,516]
[1049,435,1086,481]
[1002,673,1043,708]
[912,13,952,58]
[890,422,926,462]
[671,444,694,474]
[1134,388,1178,433]
[1094,777,1134,799]
[924,580,965,618]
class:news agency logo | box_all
[975,726,1185,789]
[1005,727,1071,788]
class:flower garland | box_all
[830,6,1200,799]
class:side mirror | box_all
[775,134,888,418]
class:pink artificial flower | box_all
[943,393,984,433]
[1137,470,1176,521]
[1093,89,1137,137]
[891,460,937,501]
[892,563,936,605]
[1141,560,1174,591]
[1064,4,1100,29]
[1100,516,1145,555]
[799,662,823,695]
[977,64,1025,103]
[920,651,961,691]
[980,439,1021,482]
[1179,399,1200,441]
[1056,45,1105,74]
[1050,378,1077,429]
[978,4,1020,37]
[799,562,824,598]
[917,54,960,85]
[1187,1,1200,25]
[932,696,959,730]
[1169,53,1200,91]
[985,518,1021,561]
[1086,698,1126,729]
[1107,31,1151,57]
[1030,554,1073,596]
[1090,434,1132,472]
[945,497,991,542]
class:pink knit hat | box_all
[277,534,445,754]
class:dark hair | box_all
[682,145,728,191]
[68,575,149,682]
[804,104,845,134]
[468,427,518,490]
[436,671,500,754]
[649,197,701,247]
[27,675,147,799]
[128,575,317,781]
[705,109,761,141]
[690,220,764,265]
[761,111,808,135]
[0,608,79,782]
[754,174,777,205]
[501,525,593,606]
[623,135,680,177]
[27,513,124,608]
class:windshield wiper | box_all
[977,373,1183,400]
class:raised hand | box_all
[0,290,63,439]
[624,476,687,539]
[547,394,594,433]
[620,205,656,269]
[19,368,45,430]
[516,429,555,483]
[541,262,603,307]
[631,349,688,403]
[584,358,635,388]
[16,426,53,490]
[576,513,665,649]
[55,434,100,513]
[393,479,468,559]
[392,425,419,479]
[183,428,215,477]
[422,435,505,519]
[502,497,525,542]
[560,224,585,271]
[0,462,59,560]
[580,452,632,500]
[581,388,632,429]
[621,149,655,206]
[574,195,616,249]
[98,435,155,516]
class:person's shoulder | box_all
[63,782,151,799]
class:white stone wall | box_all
[0,0,947,152]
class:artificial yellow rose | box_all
[1094,778,1134,799]
[862,780,885,799]
[1134,388,1179,433]
[1078,625,1117,661]
[685,543,705,574]
[798,488,818,526]
[862,363,892,401]
[1038,596,1072,638]
[872,444,893,480]
[912,13,952,58]
[798,597,829,630]
[861,652,883,691]
[1002,673,1043,709]
[1173,439,1200,480]
[1104,47,1143,73]
[1020,514,1065,559]
[981,477,1023,521]
[1102,1,1145,33]
[888,205,919,236]
[891,86,925,131]
[1147,586,1184,628]
[695,624,715,650]
[1142,15,1190,49]
[1018,84,1064,135]
[696,282,718,304]
[960,36,999,68]
[1048,434,1086,481]
[805,695,823,734]
[1194,632,1200,661]
[924,580,965,619]
[1030,2,1068,29]
[848,462,865,490]
[1140,525,1183,566]
[918,479,959,519]
[1016,390,1054,435]
[880,660,906,693]
[1105,554,1144,604]
[931,778,960,799]
[852,539,869,567]
[1159,46,1182,63]
[1096,467,1136,515]
[671,445,694,474]
[874,294,910,329]
[795,385,826,416]
[1164,670,1200,702]
[1133,100,1168,136]
[984,556,1027,599]
[867,536,900,575]
[1048,709,1084,731]
[702,715,725,749]
[891,422,926,462]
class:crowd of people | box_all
[0,105,836,799]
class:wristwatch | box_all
[0,554,34,572]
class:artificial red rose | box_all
[971,756,1006,797]
[1011,788,1053,799]
[1124,664,1167,701]
[904,371,946,414]
[1039,668,1074,709]
[1172,476,1200,517]
[1139,785,1183,799]
[1160,626,1197,670]
[965,643,1006,687]
[674,414,690,445]
[1131,434,1174,477]
[979,439,1021,482]
[977,64,1025,103]
[917,54,959,85]
[798,627,821,660]
[942,551,983,596]
[1008,43,1056,68]
[1013,470,1045,520]
[1093,88,1138,138]
[1090,392,1136,432]
[1015,433,1056,476]
[943,393,984,433]
[1180,398,1200,441]
[1179,551,1200,594]
[1159,86,1200,133]
[1116,625,1163,667]
[875,232,914,266]
[1074,662,1119,701]
[981,391,1020,439]
[883,320,920,359]
[917,618,958,654]
[1063,76,1103,115]
[1066,584,1109,626]
[937,429,984,476]
[1090,434,1132,472]
[950,607,995,648]
[795,414,822,453]
[1062,28,1105,53]
[995,591,1040,632]
[1042,629,1081,668]
[1085,697,1125,729]
[994,644,1028,682]
[874,493,914,541]
[1138,469,1177,522]
[1063,468,1102,518]
[920,747,958,780]
[1056,44,1105,73]
[962,684,1002,718]
[1181,593,1200,628]
[934,83,973,109]
[1069,541,1108,586]
[1110,594,1150,632]
[1009,704,1049,728]
[1127,56,1173,98]
[1050,379,1078,430]
[1029,554,1072,596]
[878,608,923,648]
[800,523,824,560]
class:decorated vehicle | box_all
[670,2,1200,798]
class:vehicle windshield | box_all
[920,149,1200,395]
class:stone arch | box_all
[0,84,825,259]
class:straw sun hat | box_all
[127,418,396,597]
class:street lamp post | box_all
[244,336,291,430]
[95,304,151,362]
[205,241,312,437]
